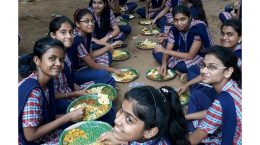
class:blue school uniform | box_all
[119,0,137,13]
[153,19,212,73]
[88,7,127,60]
[187,80,242,144]
[129,136,171,145]
[67,29,115,87]
[18,77,56,145]
[136,0,164,18]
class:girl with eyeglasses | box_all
[18,37,84,145]
[68,8,122,87]
[187,45,241,144]
[99,86,190,145]
[153,5,212,79]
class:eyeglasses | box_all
[80,19,95,24]
[199,63,227,71]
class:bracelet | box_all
[109,34,113,39]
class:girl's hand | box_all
[156,33,165,44]
[178,84,188,96]
[110,40,122,49]
[151,18,157,26]
[159,64,167,76]
[99,131,123,145]
[154,45,166,53]
[75,90,87,97]
[67,108,84,122]
[113,69,123,75]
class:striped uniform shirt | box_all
[73,28,90,70]
[129,137,170,145]
[53,54,95,94]
[19,73,62,144]
[53,54,73,94]
[165,0,180,24]
[167,19,212,68]
[198,80,242,145]
[234,43,242,67]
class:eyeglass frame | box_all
[79,19,95,24]
[199,62,227,71]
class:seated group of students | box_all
[18,0,242,144]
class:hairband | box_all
[146,87,157,114]
[158,88,167,110]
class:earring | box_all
[238,40,242,43]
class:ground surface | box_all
[19,0,235,110]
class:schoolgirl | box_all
[18,37,84,145]
[67,8,121,86]
[99,86,190,145]
[88,0,128,50]
[153,5,212,75]
[188,45,242,145]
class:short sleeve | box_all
[77,43,89,58]
[22,88,43,127]
[198,99,223,134]
[167,30,175,44]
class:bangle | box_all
[109,34,113,39]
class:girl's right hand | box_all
[67,108,84,122]
[156,33,165,44]
[110,40,123,49]
[159,65,167,76]
[178,84,188,95]
[151,18,157,26]
[75,90,87,97]
[113,69,123,75]
[99,131,123,145]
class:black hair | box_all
[206,45,242,88]
[125,86,190,145]
[89,0,112,32]
[48,15,75,36]
[188,0,208,25]
[18,37,65,78]
[221,18,242,36]
[73,8,93,25]
[172,5,191,19]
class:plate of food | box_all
[67,94,112,122]
[85,83,117,101]
[136,39,157,50]
[139,27,159,36]
[146,67,177,81]
[139,19,152,25]
[117,18,129,26]
[111,68,139,83]
[179,92,189,106]
[59,121,113,145]
[112,50,130,61]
